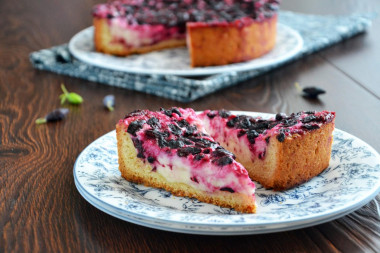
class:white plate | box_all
[73,111,380,235]
[68,24,303,76]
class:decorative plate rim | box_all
[68,24,303,76]
[73,111,380,235]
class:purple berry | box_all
[103,94,115,111]
[214,156,233,166]
[218,109,231,118]
[277,132,285,142]
[177,147,202,157]
[36,108,69,124]
[127,120,145,136]
[302,124,320,130]
[247,130,259,144]
[275,113,286,121]
[132,138,145,158]
[147,156,155,163]
[301,115,317,123]
[302,87,326,99]
[147,117,160,128]
[46,108,69,122]
[220,187,235,193]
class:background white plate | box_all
[68,24,303,76]
[73,111,380,235]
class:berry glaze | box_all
[120,108,255,196]
[199,110,335,161]
[93,0,279,47]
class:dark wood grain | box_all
[1,0,380,252]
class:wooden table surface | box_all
[1,0,380,252]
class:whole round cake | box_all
[92,0,280,67]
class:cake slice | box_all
[116,108,256,213]
[199,110,335,190]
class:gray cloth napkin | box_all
[30,11,376,102]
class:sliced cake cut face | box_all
[92,0,280,66]
[199,110,336,190]
[116,108,256,213]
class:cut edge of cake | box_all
[94,18,186,56]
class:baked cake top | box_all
[93,0,280,27]
[200,110,335,159]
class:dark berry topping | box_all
[265,136,270,144]
[168,139,185,149]
[171,108,182,117]
[301,115,317,123]
[247,130,259,144]
[127,120,145,136]
[132,138,145,158]
[178,137,194,145]
[226,116,238,128]
[237,116,252,129]
[168,124,182,136]
[125,109,145,119]
[190,176,199,183]
[145,129,170,148]
[207,111,217,119]
[147,156,155,163]
[302,124,320,130]
[203,149,211,154]
[220,187,235,193]
[237,129,247,137]
[218,109,231,118]
[258,150,266,159]
[277,132,286,142]
[94,0,280,26]
[177,119,189,128]
[212,148,235,159]
[164,107,182,117]
[249,121,270,131]
[177,147,202,157]
[145,129,169,139]
[147,117,160,128]
[275,113,286,121]
[194,154,204,161]
[189,136,216,147]
[213,156,233,166]
[184,125,197,136]
[157,137,169,148]
[281,119,297,127]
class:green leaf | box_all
[60,84,83,105]
[67,93,83,104]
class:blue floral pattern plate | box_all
[68,24,303,76]
[73,112,380,235]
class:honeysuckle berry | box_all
[103,94,115,111]
[35,108,69,124]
